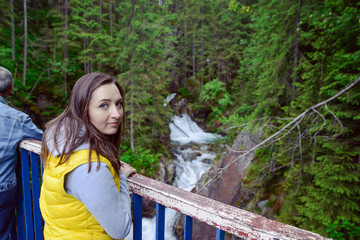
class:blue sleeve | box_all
[65,162,132,239]
[21,114,43,141]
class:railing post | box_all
[16,157,25,240]
[184,215,193,240]
[132,194,142,240]
[156,203,165,240]
[20,149,34,240]
[216,228,225,240]
[30,152,43,240]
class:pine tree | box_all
[241,1,360,237]
[286,1,360,235]
[23,0,28,85]
[113,0,173,152]
[0,0,14,69]
[249,0,300,117]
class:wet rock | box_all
[193,107,211,119]
[157,155,176,185]
[258,200,268,211]
[170,97,188,113]
[140,198,156,218]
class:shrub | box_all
[120,146,160,178]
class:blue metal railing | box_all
[16,142,43,240]
[16,140,330,240]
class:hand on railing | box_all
[121,163,136,178]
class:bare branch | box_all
[324,104,343,138]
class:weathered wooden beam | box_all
[19,139,42,155]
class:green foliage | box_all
[185,77,202,102]
[249,0,299,117]
[41,105,64,118]
[219,105,254,139]
[292,140,360,235]
[199,79,226,103]
[228,0,239,12]
[120,145,161,178]
[0,47,13,70]
[326,217,360,240]
[113,0,174,152]
[1,1,360,238]
[229,0,250,13]
[178,87,190,98]
[199,79,233,123]
[234,1,360,238]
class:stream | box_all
[126,113,220,240]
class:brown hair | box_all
[41,72,125,172]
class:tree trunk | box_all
[23,0,28,86]
[192,0,196,80]
[293,0,301,101]
[200,6,204,88]
[98,0,102,70]
[183,1,187,88]
[83,39,87,73]
[217,51,221,82]
[130,56,135,151]
[63,0,69,96]
[110,0,113,38]
[10,0,15,61]
[130,0,135,151]
[192,21,196,80]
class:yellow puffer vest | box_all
[39,150,121,240]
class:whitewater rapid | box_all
[126,114,219,240]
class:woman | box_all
[39,73,136,240]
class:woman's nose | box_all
[110,105,121,118]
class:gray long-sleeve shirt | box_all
[65,162,132,239]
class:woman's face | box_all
[88,83,124,135]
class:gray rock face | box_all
[187,132,259,240]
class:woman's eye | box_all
[99,103,108,109]
[116,102,123,108]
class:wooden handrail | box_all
[19,140,331,240]
[128,174,330,240]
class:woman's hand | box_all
[120,163,136,178]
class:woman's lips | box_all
[108,122,119,127]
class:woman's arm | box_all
[65,162,132,239]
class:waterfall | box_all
[126,113,220,240]
[169,114,220,145]
[163,93,176,107]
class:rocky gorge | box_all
[143,94,262,240]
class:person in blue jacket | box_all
[0,66,43,240]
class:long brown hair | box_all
[41,73,126,172]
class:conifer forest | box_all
[0,0,359,239]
